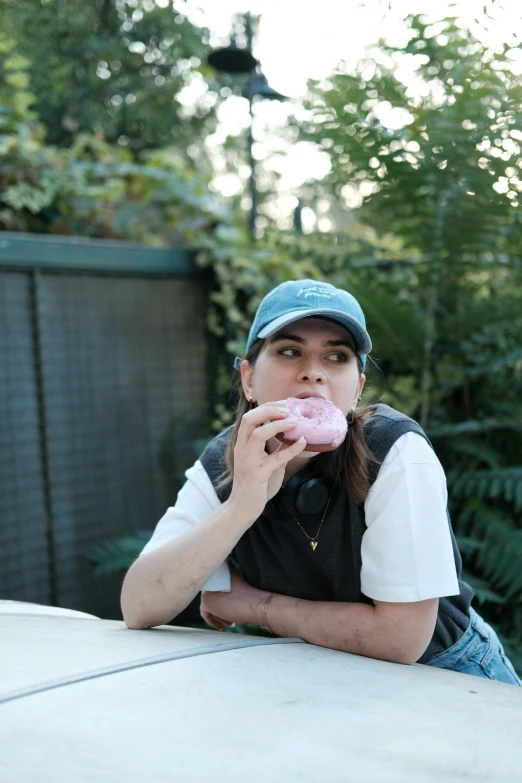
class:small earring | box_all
[347,408,356,425]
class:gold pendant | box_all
[310,541,318,551]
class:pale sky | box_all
[179,0,522,95]
[171,0,522,230]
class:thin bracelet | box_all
[260,592,276,633]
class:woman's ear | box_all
[358,373,366,401]
[240,359,253,400]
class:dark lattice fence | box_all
[0,233,209,619]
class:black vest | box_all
[199,403,473,663]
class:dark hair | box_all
[216,338,378,504]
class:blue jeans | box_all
[424,608,522,686]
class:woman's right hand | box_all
[228,401,307,525]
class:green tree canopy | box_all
[298,13,522,256]
[295,14,522,422]
[0,24,228,241]
[1,0,222,152]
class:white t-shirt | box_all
[140,432,460,602]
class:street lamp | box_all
[207,14,286,237]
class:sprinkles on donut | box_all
[275,396,348,452]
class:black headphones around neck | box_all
[282,470,332,519]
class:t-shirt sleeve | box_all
[139,459,231,591]
[360,431,460,603]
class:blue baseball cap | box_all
[245,279,372,369]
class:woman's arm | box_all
[121,402,306,630]
[263,594,439,665]
[121,499,253,630]
[201,573,438,664]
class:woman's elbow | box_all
[121,599,160,630]
[123,616,147,631]
[393,651,418,666]
[120,566,148,629]
[392,637,431,666]
[378,635,430,666]
[121,594,149,630]
[121,598,147,630]
[120,576,175,630]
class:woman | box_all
[121,279,521,685]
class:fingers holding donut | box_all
[249,416,301,447]
[229,401,308,522]
[234,408,305,474]
[235,401,292,452]
[269,436,308,466]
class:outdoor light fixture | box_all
[244,71,285,102]
[207,39,257,74]
[207,14,287,237]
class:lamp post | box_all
[207,13,286,237]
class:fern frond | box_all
[455,536,484,557]
[458,506,522,600]
[428,419,522,438]
[86,530,154,575]
[443,299,522,335]
[442,348,522,389]
[446,437,505,469]
[462,570,506,605]
[448,467,522,510]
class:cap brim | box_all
[257,308,372,354]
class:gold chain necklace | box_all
[293,492,333,552]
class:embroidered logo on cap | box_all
[296,286,337,299]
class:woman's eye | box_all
[329,352,349,363]
[279,347,300,357]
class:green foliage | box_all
[0,3,230,239]
[87,530,154,575]
[297,14,522,255]
[0,124,226,239]
[460,569,506,606]
[456,503,522,600]
[1,0,220,152]
[0,77,226,240]
[0,35,37,130]
[448,467,522,511]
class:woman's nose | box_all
[298,362,325,383]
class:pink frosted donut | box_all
[276,397,348,452]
